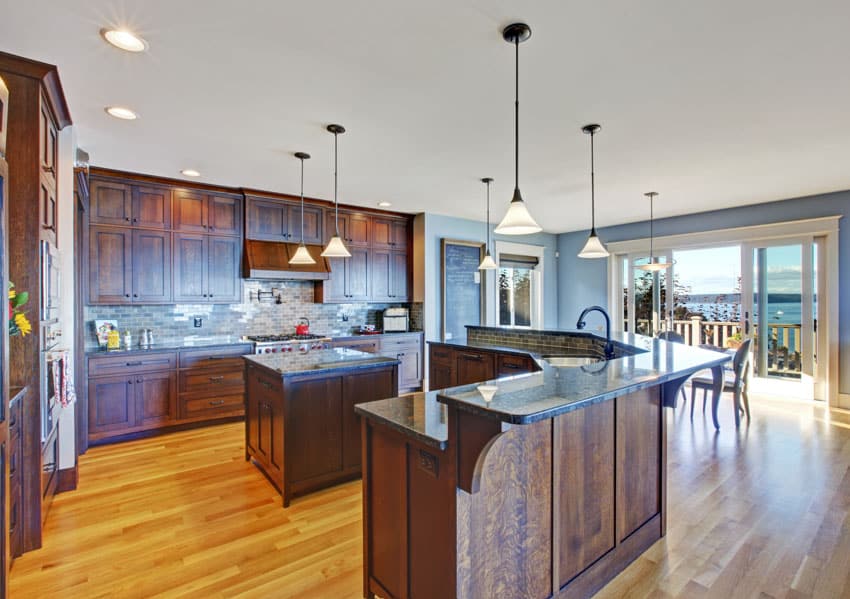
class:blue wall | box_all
[557,190,849,393]
[423,213,559,343]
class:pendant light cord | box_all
[514,38,520,196]
[486,180,491,251]
[299,156,306,243]
[333,131,340,236]
[590,130,596,233]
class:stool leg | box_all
[691,384,696,419]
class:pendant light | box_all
[577,124,609,259]
[289,151,316,265]
[636,192,673,271]
[494,23,542,235]
[478,178,498,270]
[321,124,352,258]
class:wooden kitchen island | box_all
[355,330,730,599]
[243,348,398,507]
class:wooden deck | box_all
[11,392,850,598]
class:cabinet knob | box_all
[136,378,142,383]
[125,217,131,222]
[209,294,214,298]
[209,226,215,231]
[133,218,138,222]
[209,399,225,406]
[133,294,138,298]
[125,294,130,298]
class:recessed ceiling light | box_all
[181,169,201,177]
[377,201,392,208]
[105,106,138,120]
[101,29,148,52]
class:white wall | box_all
[57,127,76,469]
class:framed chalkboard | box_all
[441,239,485,342]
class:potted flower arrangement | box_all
[9,282,31,336]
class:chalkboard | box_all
[442,239,484,342]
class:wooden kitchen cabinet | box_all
[132,186,172,229]
[455,349,495,386]
[428,343,540,390]
[332,333,424,393]
[131,229,172,303]
[135,371,178,427]
[317,247,370,302]
[173,189,208,232]
[89,226,172,304]
[371,217,408,250]
[174,189,243,236]
[287,377,344,482]
[429,345,457,390]
[208,194,242,235]
[245,366,285,482]
[331,211,370,247]
[246,196,322,244]
[88,369,177,436]
[91,180,171,229]
[371,250,409,302]
[173,233,241,303]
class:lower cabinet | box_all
[331,332,424,394]
[245,362,398,507]
[88,344,252,444]
[455,349,495,386]
[428,342,541,390]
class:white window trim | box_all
[605,215,842,407]
[490,240,545,330]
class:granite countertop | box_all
[86,336,252,355]
[436,332,730,424]
[244,347,399,377]
[332,330,424,341]
[354,392,448,451]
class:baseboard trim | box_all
[838,393,850,410]
[57,466,78,494]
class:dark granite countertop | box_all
[244,347,399,377]
[436,333,730,424]
[86,336,252,355]
[332,331,424,341]
[354,392,448,451]
[357,331,731,442]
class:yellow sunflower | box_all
[14,312,31,336]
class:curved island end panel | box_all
[356,328,730,599]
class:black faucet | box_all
[576,306,615,359]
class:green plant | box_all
[9,282,31,336]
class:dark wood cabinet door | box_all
[371,218,393,249]
[557,401,615,586]
[346,247,370,300]
[91,180,133,226]
[455,351,495,386]
[40,101,58,188]
[208,194,242,236]
[346,213,370,246]
[246,198,289,241]
[173,189,208,232]
[287,204,323,244]
[286,377,343,482]
[429,363,455,390]
[40,179,57,245]
[398,347,422,390]
[88,375,136,434]
[322,257,348,302]
[207,235,241,303]
[370,250,392,302]
[173,233,208,302]
[131,229,172,303]
[135,371,177,427]
[391,220,408,248]
[390,251,409,301]
[245,368,266,464]
[89,226,133,304]
[325,210,347,243]
[132,186,171,229]
[342,369,396,469]
[616,388,662,542]
[496,353,535,378]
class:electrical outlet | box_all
[194,317,203,328]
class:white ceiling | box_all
[3,1,850,233]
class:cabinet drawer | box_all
[430,346,454,363]
[181,393,245,418]
[178,344,252,369]
[331,338,380,353]
[380,335,422,351]
[89,352,177,377]
[247,366,283,394]
[497,353,535,377]
[179,367,245,394]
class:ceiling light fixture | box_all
[494,22,542,236]
[289,151,317,265]
[180,169,201,177]
[578,124,609,259]
[101,29,148,52]
[105,106,138,120]
[377,201,392,208]
[321,124,352,258]
[478,178,498,270]
[636,192,673,271]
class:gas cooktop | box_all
[244,334,328,343]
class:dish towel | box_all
[51,350,77,408]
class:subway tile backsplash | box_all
[84,280,422,348]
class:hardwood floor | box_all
[11,392,850,598]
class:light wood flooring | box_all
[11,393,850,598]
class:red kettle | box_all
[295,318,310,336]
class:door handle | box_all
[208,375,225,383]
[208,399,225,406]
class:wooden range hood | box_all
[243,240,331,280]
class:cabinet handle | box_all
[125,294,130,298]
[503,363,521,369]
[133,218,138,222]
[127,380,133,385]
[125,217,131,222]
[208,375,225,383]
[209,399,225,406]
[125,361,143,366]
[206,356,228,361]
[462,354,483,361]
[136,378,142,383]
[258,380,273,390]
[133,293,139,298]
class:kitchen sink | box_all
[541,355,603,368]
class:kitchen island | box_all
[355,329,730,599]
[243,348,399,507]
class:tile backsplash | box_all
[84,280,422,347]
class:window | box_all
[494,249,541,328]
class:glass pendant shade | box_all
[290,243,316,265]
[578,231,610,259]
[321,235,351,258]
[494,192,542,235]
[636,257,672,271]
[478,251,498,270]
[634,191,673,271]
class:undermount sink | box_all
[541,355,603,368]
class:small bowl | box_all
[477,385,498,403]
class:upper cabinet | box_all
[330,211,370,247]
[372,217,408,250]
[173,190,242,235]
[91,180,172,229]
[246,196,323,244]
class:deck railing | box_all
[635,317,803,375]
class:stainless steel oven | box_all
[40,322,61,441]
[41,240,60,323]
